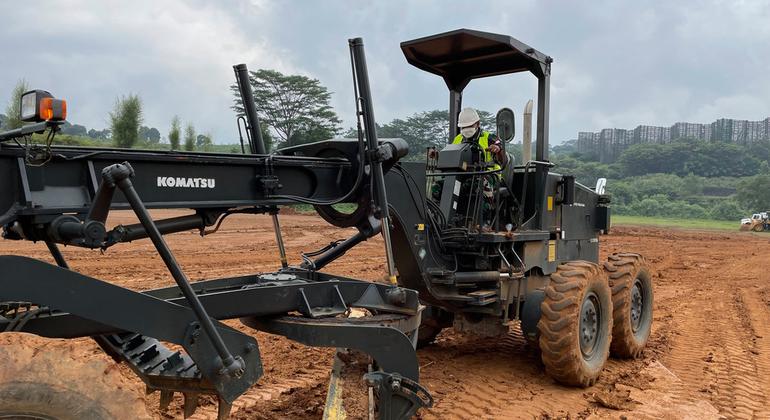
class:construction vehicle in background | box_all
[740,212,769,231]
[0,28,653,420]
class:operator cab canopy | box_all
[400,29,553,158]
[400,28,551,93]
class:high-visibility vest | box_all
[452,131,501,172]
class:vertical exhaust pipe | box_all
[522,99,534,164]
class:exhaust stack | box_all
[522,99,534,164]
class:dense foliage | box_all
[551,138,770,221]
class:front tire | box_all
[0,333,151,420]
[538,261,612,387]
[604,253,653,358]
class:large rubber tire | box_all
[604,253,653,358]
[538,261,612,387]
[752,223,765,232]
[0,333,151,420]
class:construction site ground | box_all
[3,210,769,419]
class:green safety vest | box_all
[452,131,501,172]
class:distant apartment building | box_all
[576,117,770,163]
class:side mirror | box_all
[496,108,515,142]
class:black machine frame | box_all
[0,38,431,420]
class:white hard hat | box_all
[457,107,480,127]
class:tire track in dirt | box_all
[737,288,770,419]
[660,253,769,418]
[708,292,765,418]
[420,328,592,420]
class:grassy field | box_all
[611,215,740,231]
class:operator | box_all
[453,107,508,171]
[453,108,508,229]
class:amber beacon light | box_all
[20,90,67,122]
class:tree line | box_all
[552,138,770,221]
[6,69,766,222]
[0,80,212,152]
[3,70,502,156]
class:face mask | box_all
[461,126,477,139]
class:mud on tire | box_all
[0,333,151,420]
[538,261,612,387]
[604,253,653,358]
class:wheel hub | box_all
[630,278,644,333]
[580,292,601,358]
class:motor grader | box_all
[0,29,652,420]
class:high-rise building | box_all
[575,117,770,162]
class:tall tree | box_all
[231,69,341,147]
[110,94,143,148]
[4,79,29,130]
[184,123,196,151]
[168,116,181,150]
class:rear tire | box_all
[0,333,151,420]
[604,253,653,358]
[538,261,612,387]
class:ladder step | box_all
[466,289,498,306]
[467,289,496,298]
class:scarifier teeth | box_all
[159,390,174,410]
[217,397,233,420]
[183,392,199,418]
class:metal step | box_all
[99,333,231,419]
[466,289,498,306]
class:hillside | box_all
[552,137,770,221]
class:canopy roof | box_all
[400,28,551,91]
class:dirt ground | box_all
[2,210,769,419]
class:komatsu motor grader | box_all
[0,29,652,419]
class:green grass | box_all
[289,203,358,214]
[611,215,740,231]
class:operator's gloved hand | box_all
[486,137,506,163]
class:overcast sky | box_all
[1,0,769,145]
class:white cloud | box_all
[0,0,293,141]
